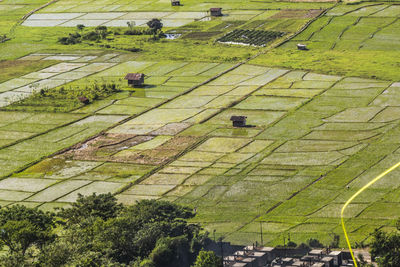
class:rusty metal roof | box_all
[124,73,144,80]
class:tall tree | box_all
[57,193,122,227]
[192,250,222,267]
[146,19,163,39]
[370,229,400,267]
[0,205,55,255]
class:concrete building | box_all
[329,251,342,266]
[223,246,353,267]
[321,256,334,267]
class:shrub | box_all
[58,32,81,45]
[307,238,323,248]
[217,29,285,46]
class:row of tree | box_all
[0,194,221,267]
[58,18,164,45]
[1,192,400,266]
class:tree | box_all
[150,236,190,267]
[127,21,136,31]
[57,193,122,227]
[307,238,323,248]
[192,251,222,267]
[39,197,205,266]
[146,19,163,39]
[76,24,85,31]
[370,229,400,267]
[1,196,207,266]
[95,26,108,39]
[0,205,55,257]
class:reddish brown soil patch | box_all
[112,136,199,164]
[59,133,152,161]
[59,133,199,165]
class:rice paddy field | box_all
[1,0,400,249]
[252,2,400,81]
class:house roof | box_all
[230,116,247,122]
[210,8,222,11]
[124,73,144,80]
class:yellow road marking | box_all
[341,161,400,267]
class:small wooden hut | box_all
[78,96,90,105]
[297,43,308,50]
[210,8,222,17]
[125,73,145,87]
[171,0,180,6]
[230,116,247,127]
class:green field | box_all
[251,2,400,81]
[1,0,400,249]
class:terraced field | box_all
[288,2,400,51]
[1,0,400,249]
[252,2,400,81]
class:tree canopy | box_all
[0,204,55,257]
[370,228,400,267]
[0,194,212,267]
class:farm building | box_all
[171,0,180,6]
[125,73,145,87]
[210,8,223,17]
[230,116,247,127]
[297,43,308,50]
[78,96,89,104]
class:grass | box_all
[3,80,121,112]
[250,49,400,81]
[251,3,400,81]
[0,60,57,83]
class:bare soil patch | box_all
[59,134,199,165]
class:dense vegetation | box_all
[218,29,285,46]
[58,26,111,45]
[369,224,400,267]
[0,194,220,267]
[3,81,120,112]
[59,19,165,46]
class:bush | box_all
[307,238,323,248]
[124,29,153,36]
[82,31,100,41]
[217,29,285,46]
[192,251,222,267]
[5,81,121,112]
[0,34,7,43]
[58,32,81,45]
[76,24,85,31]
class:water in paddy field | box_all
[165,33,182,39]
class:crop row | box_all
[218,29,285,46]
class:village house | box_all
[210,7,223,17]
[297,43,308,50]
[230,116,247,127]
[125,73,145,87]
[171,0,180,6]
